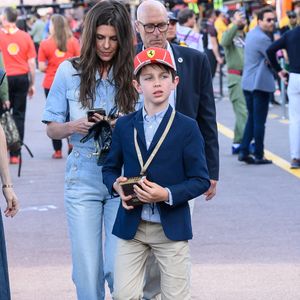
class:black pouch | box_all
[80,120,112,166]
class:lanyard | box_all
[134,108,175,175]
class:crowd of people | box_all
[167,4,300,168]
[0,0,299,299]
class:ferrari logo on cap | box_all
[147,50,155,58]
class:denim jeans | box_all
[64,144,119,300]
[0,211,11,300]
[240,90,271,159]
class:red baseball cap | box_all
[134,47,175,75]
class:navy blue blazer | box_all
[102,106,211,241]
[136,43,219,180]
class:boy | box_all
[102,47,210,299]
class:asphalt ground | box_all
[2,71,300,300]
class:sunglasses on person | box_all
[265,18,275,23]
[137,21,169,33]
[169,20,177,26]
[288,15,297,19]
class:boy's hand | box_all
[133,178,168,203]
[204,179,217,200]
[113,177,134,210]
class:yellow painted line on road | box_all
[279,119,289,125]
[217,122,300,179]
[268,113,279,119]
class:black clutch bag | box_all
[80,120,112,166]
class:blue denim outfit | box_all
[42,60,119,300]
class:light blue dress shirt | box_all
[140,106,172,223]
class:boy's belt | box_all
[228,69,243,76]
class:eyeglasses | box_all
[265,18,275,23]
[288,15,297,19]
[137,21,169,33]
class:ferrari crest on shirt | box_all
[7,43,19,55]
[55,49,66,58]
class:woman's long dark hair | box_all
[51,14,72,52]
[71,0,138,113]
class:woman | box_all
[0,125,19,300]
[1,53,19,300]
[38,14,80,159]
[42,1,137,299]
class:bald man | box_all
[134,1,219,299]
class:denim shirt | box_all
[42,60,116,149]
[141,106,172,223]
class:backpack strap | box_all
[17,142,34,177]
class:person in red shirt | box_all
[38,14,80,159]
[0,7,36,164]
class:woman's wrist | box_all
[2,184,13,189]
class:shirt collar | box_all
[142,105,169,123]
[1,25,19,35]
[95,66,114,83]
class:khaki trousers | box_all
[227,75,247,144]
[114,220,191,300]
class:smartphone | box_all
[87,108,106,122]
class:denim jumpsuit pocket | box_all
[65,151,82,187]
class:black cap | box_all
[287,10,297,18]
[168,11,178,22]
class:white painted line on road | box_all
[20,205,58,212]
[217,122,300,179]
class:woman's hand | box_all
[90,113,107,123]
[69,117,95,135]
[2,100,10,110]
[109,113,123,128]
[2,187,19,218]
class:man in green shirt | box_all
[221,10,247,154]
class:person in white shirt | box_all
[176,8,204,52]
